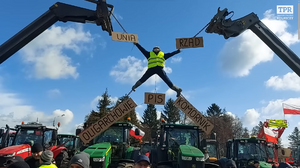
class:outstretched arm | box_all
[164,49,181,60]
[134,43,150,59]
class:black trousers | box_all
[138,66,174,88]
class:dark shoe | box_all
[132,81,142,92]
[176,88,182,97]
[171,85,182,97]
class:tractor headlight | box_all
[4,152,15,157]
[196,157,205,161]
[182,156,192,161]
[93,157,105,162]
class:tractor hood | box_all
[179,145,204,157]
[83,142,111,158]
[259,161,272,168]
[0,144,31,156]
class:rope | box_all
[111,13,128,34]
[193,22,210,37]
[154,75,157,93]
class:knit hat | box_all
[31,143,43,153]
[40,150,53,162]
[7,161,30,168]
[70,152,90,168]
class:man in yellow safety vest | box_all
[132,43,182,97]
[38,150,57,168]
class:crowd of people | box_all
[4,143,150,168]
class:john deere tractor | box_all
[225,137,272,168]
[150,123,212,168]
[76,122,140,168]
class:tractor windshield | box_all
[94,127,123,144]
[238,142,268,161]
[14,129,43,145]
[207,143,217,158]
[13,129,53,146]
[58,136,74,149]
[266,145,275,161]
[167,128,198,148]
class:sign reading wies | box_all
[78,98,137,144]
[174,96,214,134]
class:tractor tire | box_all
[55,150,70,168]
[117,162,134,168]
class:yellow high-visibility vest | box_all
[268,119,288,128]
[39,164,57,168]
[148,51,165,68]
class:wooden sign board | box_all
[176,37,203,49]
[144,92,165,105]
[78,98,137,144]
[174,96,214,134]
[112,32,139,43]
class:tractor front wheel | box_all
[117,162,134,168]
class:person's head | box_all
[4,156,24,167]
[225,159,237,168]
[152,46,160,54]
[39,150,53,164]
[7,161,30,168]
[254,161,259,168]
[134,155,150,168]
[31,143,43,159]
[69,152,90,168]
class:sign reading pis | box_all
[144,92,165,105]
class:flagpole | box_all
[282,103,285,120]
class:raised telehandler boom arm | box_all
[206,7,300,77]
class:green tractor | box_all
[76,122,141,168]
[57,134,82,158]
[150,123,217,168]
[225,137,272,168]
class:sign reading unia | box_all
[174,96,214,134]
[78,98,137,144]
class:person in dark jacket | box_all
[25,143,43,168]
[5,156,24,167]
[68,152,90,168]
[132,43,182,97]
[7,161,30,168]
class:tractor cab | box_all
[57,134,81,158]
[151,123,206,168]
[11,122,57,147]
[226,137,272,168]
[0,125,16,149]
[206,133,219,163]
[79,122,141,168]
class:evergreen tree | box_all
[97,88,113,117]
[142,104,159,135]
[84,88,114,126]
[206,103,226,117]
[162,98,180,123]
[242,127,250,138]
[251,121,264,136]
[288,127,300,148]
